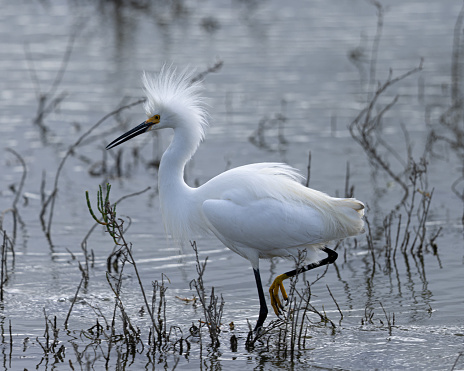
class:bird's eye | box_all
[148,114,161,124]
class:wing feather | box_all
[202,198,326,258]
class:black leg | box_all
[253,268,268,331]
[284,246,338,279]
[269,247,338,315]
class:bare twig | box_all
[379,301,394,336]
[1,149,27,248]
[25,25,80,133]
[349,60,423,205]
[64,277,85,328]
[451,2,464,104]
[41,99,145,245]
[80,186,151,279]
[190,60,224,84]
[451,351,464,371]
[305,151,311,187]
[326,285,343,325]
[5,149,27,213]
[367,0,384,101]
[1,232,7,301]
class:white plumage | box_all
[106,66,365,330]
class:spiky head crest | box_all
[142,66,208,141]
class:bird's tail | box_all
[325,198,365,239]
[342,199,365,216]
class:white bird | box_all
[106,67,365,330]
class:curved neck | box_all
[157,125,204,241]
[158,126,201,194]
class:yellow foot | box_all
[269,273,289,315]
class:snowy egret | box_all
[106,67,365,330]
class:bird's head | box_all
[106,66,208,150]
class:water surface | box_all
[0,1,463,369]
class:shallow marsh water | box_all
[0,0,463,369]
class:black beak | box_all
[106,121,151,149]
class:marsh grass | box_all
[74,185,228,367]
[346,30,442,287]
[86,184,157,330]
[46,184,186,368]
[358,155,441,286]
[189,241,224,349]
[348,60,424,206]
[36,309,65,366]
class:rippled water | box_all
[1,0,463,369]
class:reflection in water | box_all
[426,2,464,226]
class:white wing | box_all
[202,197,326,261]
